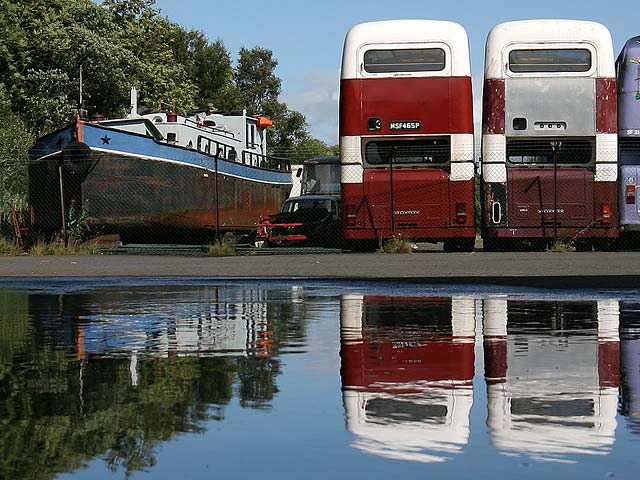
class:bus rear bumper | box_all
[483,226,618,239]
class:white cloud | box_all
[282,70,340,145]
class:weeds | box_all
[379,235,414,254]
[0,237,20,255]
[207,236,236,256]
[548,239,572,253]
[27,239,100,256]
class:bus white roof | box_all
[484,19,615,79]
[342,20,471,79]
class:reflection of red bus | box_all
[340,295,475,463]
[481,20,618,251]
[340,20,475,251]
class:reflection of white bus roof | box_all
[484,20,615,79]
[342,20,471,79]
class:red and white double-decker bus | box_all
[340,20,475,251]
[481,20,618,251]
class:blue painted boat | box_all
[28,95,292,242]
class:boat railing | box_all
[197,136,239,161]
[185,117,236,140]
[196,135,290,171]
[242,151,291,172]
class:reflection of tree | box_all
[0,292,239,478]
[0,285,315,478]
[237,356,280,409]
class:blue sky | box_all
[153,0,640,144]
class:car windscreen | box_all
[282,199,336,213]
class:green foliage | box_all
[379,234,414,254]
[0,91,32,207]
[0,237,20,256]
[27,239,100,255]
[262,100,309,157]
[290,137,338,164]
[207,237,236,256]
[549,239,572,253]
[235,47,281,112]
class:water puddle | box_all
[0,283,638,479]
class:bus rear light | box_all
[345,205,358,226]
[455,202,467,224]
[626,185,636,204]
[601,203,611,224]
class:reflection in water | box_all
[620,302,640,435]
[340,295,476,463]
[0,285,308,479]
[483,299,620,462]
[2,285,640,478]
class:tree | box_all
[235,47,281,113]
[0,84,32,208]
[260,100,309,158]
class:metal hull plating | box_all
[29,124,291,241]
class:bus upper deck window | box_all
[364,48,446,73]
[508,49,592,73]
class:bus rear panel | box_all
[340,20,475,251]
[617,36,640,235]
[482,20,618,249]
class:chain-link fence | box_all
[3,140,639,254]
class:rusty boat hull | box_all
[29,122,292,242]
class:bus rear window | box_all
[364,48,446,73]
[506,140,593,165]
[508,49,592,73]
[619,138,640,165]
[365,138,450,165]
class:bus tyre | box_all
[482,238,508,252]
[574,239,593,252]
[444,238,475,252]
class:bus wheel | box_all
[482,238,504,252]
[348,239,379,253]
[444,238,475,252]
[574,239,593,252]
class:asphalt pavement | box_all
[1,251,639,288]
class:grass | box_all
[0,237,21,255]
[548,239,572,253]
[27,239,101,255]
[378,235,414,254]
[207,239,236,256]
[0,238,101,256]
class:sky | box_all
[153,0,640,145]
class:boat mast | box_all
[78,65,87,119]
